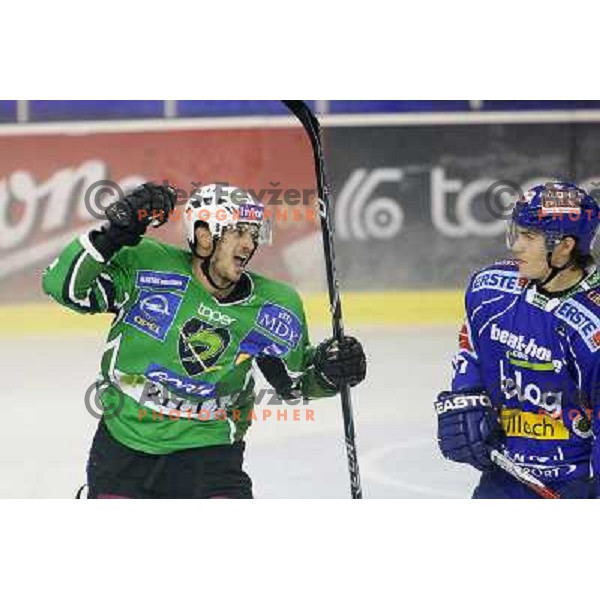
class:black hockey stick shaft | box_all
[283,100,363,499]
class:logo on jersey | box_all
[500,408,570,440]
[471,270,526,295]
[586,289,600,307]
[144,363,216,398]
[256,303,302,348]
[136,270,190,292]
[124,290,182,341]
[178,318,231,376]
[507,351,562,374]
[197,302,236,327]
[458,322,474,352]
[502,448,578,480]
[555,299,600,351]
[499,361,563,413]
[235,329,290,365]
[572,413,593,439]
[237,203,264,221]
[490,323,552,362]
[140,294,171,319]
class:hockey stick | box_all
[489,449,560,499]
[282,100,363,499]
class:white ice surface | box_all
[0,325,480,498]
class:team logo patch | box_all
[144,363,216,398]
[572,413,593,439]
[540,187,583,216]
[471,270,525,295]
[555,298,600,351]
[124,290,182,341]
[197,302,236,326]
[506,351,559,373]
[256,303,302,348]
[238,329,290,361]
[237,203,264,221]
[136,270,190,292]
[178,318,231,376]
[490,323,552,362]
[586,289,600,307]
[500,408,570,440]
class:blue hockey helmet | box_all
[507,181,600,254]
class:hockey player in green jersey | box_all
[42,182,367,498]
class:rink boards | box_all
[0,290,465,335]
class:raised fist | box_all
[91,182,177,260]
[106,182,176,232]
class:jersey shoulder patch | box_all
[247,272,305,349]
[468,261,528,296]
[554,293,600,352]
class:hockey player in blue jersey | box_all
[436,181,600,498]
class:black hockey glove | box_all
[91,182,176,260]
[313,336,367,390]
[435,390,504,471]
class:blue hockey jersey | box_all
[452,260,600,486]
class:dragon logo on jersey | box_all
[178,318,231,376]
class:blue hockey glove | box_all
[435,390,504,471]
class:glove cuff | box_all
[89,225,142,262]
[313,365,340,392]
[435,391,491,415]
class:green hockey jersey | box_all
[42,232,335,454]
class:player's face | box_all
[211,225,259,285]
[509,226,549,279]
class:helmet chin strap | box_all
[188,235,231,291]
[537,251,576,290]
[200,256,234,291]
[199,239,234,291]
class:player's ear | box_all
[562,236,577,255]
[556,236,577,264]
[194,224,214,258]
